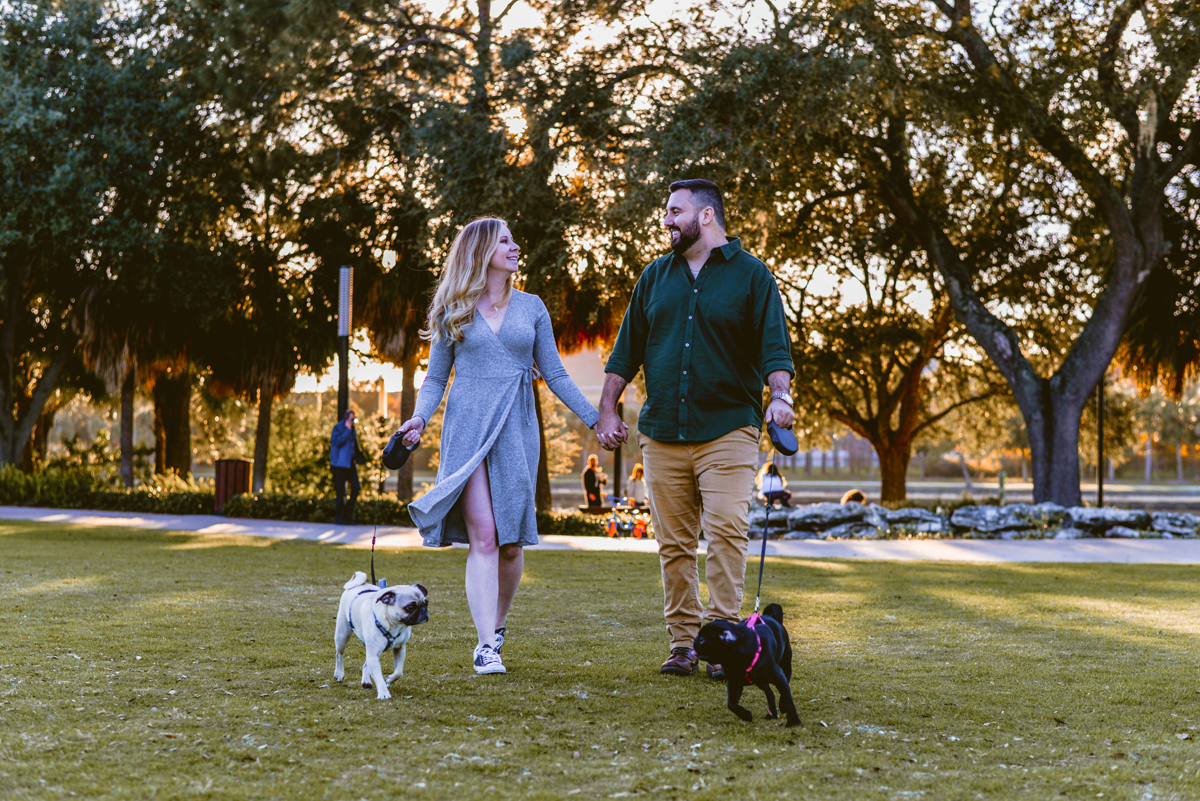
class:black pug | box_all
[693,603,800,727]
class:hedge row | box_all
[0,466,609,537]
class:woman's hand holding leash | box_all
[398,416,425,447]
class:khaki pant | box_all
[639,426,759,649]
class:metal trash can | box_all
[214,459,251,514]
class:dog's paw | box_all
[785,716,801,728]
[376,690,392,700]
[765,710,779,720]
[361,681,372,689]
[731,706,753,722]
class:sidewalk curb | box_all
[5,506,1200,563]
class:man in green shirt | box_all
[597,179,795,677]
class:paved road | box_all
[6,506,1200,564]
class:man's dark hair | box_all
[668,179,725,230]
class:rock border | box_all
[744,502,1200,541]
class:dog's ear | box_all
[378,590,397,605]
[416,584,428,597]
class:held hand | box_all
[766,398,795,429]
[398,416,425,447]
[594,409,628,451]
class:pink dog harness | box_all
[743,613,765,684]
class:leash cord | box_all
[753,444,777,615]
[370,495,379,586]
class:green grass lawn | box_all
[3,522,1200,800]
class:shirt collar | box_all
[669,237,743,268]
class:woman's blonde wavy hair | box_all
[420,217,512,344]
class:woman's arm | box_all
[531,299,600,428]
[403,335,453,441]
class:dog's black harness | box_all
[347,585,402,649]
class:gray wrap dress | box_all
[409,290,600,547]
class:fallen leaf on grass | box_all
[573,751,580,758]
[1055,718,1068,726]
[1177,733,1191,740]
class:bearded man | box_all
[595,179,795,677]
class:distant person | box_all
[628,463,646,507]
[395,217,600,676]
[841,489,866,505]
[330,409,366,524]
[582,454,608,508]
[756,462,790,506]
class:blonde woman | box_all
[397,217,600,675]
[627,463,646,506]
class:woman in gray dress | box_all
[397,217,601,675]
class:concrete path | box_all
[5,506,1200,563]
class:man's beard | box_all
[669,217,702,255]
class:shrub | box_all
[536,509,608,537]
[222,493,415,527]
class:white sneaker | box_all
[473,644,506,675]
[494,627,506,654]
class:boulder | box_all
[863,504,889,529]
[950,504,1036,534]
[1067,507,1151,533]
[1029,503,1067,526]
[1150,512,1200,537]
[1105,525,1145,539]
[883,507,948,534]
[819,522,880,539]
[748,508,790,529]
[1053,528,1086,539]
[782,530,822,540]
[788,502,865,532]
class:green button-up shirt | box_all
[605,238,794,443]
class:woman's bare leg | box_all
[495,544,523,629]
[462,460,500,649]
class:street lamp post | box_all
[338,266,352,420]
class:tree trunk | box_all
[153,368,193,478]
[395,349,418,501]
[805,449,811,475]
[154,402,165,474]
[1177,444,1184,482]
[876,443,912,503]
[120,366,136,488]
[532,380,552,510]
[252,379,273,494]
[958,451,973,490]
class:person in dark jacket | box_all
[581,454,607,509]
[331,409,365,524]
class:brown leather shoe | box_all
[659,647,699,675]
[706,662,725,680]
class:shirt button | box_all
[693,289,698,294]
[688,315,693,320]
[681,399,686,403]
[685,343,690,347]
[683,370,687,375]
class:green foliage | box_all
[535,509,608,538]
[0,465,213,514]
[265,402,332,495]
[222,493,414,526]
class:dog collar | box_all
[743,613,764,684]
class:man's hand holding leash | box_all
[765,370,795,429]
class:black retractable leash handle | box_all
[753,421,799,614]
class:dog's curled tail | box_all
[344,571,369,590]
[763,603,784,623]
